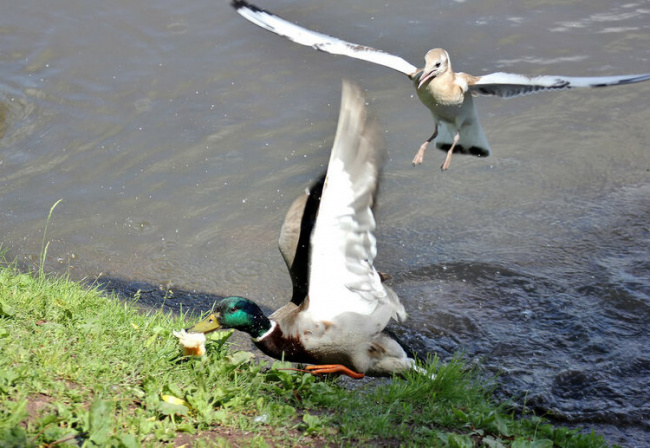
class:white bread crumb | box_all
[173,329,207,357]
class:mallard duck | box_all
[187,81,416,378]
[231,0,650,170]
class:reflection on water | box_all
[1,0,650,445]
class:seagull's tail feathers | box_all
[436,119,491,158]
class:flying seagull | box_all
[231,0,650,170]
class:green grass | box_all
[0,263,613,447]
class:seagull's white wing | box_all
[231,1,418,76]
[307,81,403,322]
[470,71,650,98]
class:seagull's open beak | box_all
[417,70,437,89]
[186,313,221,334]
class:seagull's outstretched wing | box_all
[470,72,650,98]
[231,0,418,76]
[307,81,405,323]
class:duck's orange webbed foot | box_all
[304,364,365,379]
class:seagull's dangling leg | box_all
[412,124,438,166]
[440,130,460,171]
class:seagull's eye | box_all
[435,62,441,68]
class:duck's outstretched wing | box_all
[306,81,405,323]
[469,72,650,98]
[278,174,325,306]
[231,1,418,76]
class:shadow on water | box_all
[94,275,279,322]
[92,275,279,355]
[94,275,225,315]
[389,260,650,442]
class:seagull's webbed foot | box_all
[440,131,460,171]
[412,141,429,165]
[413,126,438,166]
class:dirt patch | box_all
[24,393,56,418]
[172,425,332,447]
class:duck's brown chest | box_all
[254,325,318,364]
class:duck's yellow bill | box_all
[186,313,221,334]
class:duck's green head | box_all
[187,296,271,339]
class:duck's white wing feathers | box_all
[307,82,404,323]
[231,1,418,76]
[470,71,650,98]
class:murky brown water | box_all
[2,0,650,445]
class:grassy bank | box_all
[0,263,611,447]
